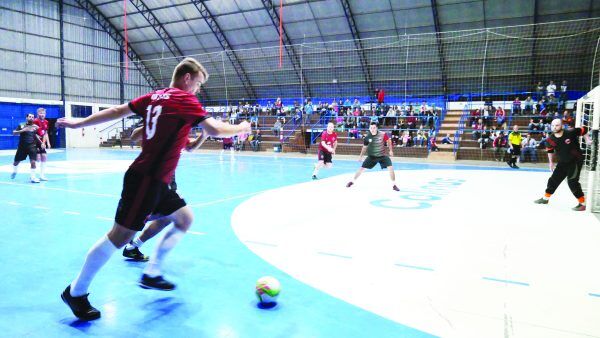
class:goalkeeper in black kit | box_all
[534,118,590,211]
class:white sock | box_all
[36,161,40,174]
[144,227,185,277]
[30,167,37,179]
[12,165,17,174]
[126,237,144,250]
[543,196,549,201]
[70,235,118,297]
[312,164,319,176]
[40,162,46,177]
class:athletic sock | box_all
[40,161,46,177]
[544,193,552,200]
[30,167,37,179]
[12,165,17,174]
[70,235,118,297]
[127,237,144,249]
[144,227,185,277]
[578,196,586,205]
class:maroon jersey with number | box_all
[128,88,209,183]
[318,131,338,153]
[33,118,48,139]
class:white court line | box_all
[34,206,51,210]
[0,181,119,198]
[7,201,21,206]
[95,216,113,221]
[63,211,80,215]
[187,231,206,236]
[188,190,267,207]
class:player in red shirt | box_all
[57,57,251,321]
[312,121,337,179]
[33,107,50,180]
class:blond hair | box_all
[37,107,46,114]
[171,57,209,84]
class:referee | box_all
[507,124,522,169]
[534,119,589,211]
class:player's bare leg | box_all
[123,217,171,261]
[140,206,193,291]
[37,152,48,181]
[29,158,39,183]
[347,167,365,187]
[62,223,136,320]
[388,166,399,191]
[312,161,324,179]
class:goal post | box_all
[576,85,600,213]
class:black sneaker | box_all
[572,203,586,211]
[312,175,317,180]
[61,285,101,321]
[392,185,400,191]
[534,198,549,204]
[346,181,354,188]
[123,246,149,262]
[139,274,175,291]
[513,164,520,169]
[506,161,513,168]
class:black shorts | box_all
[37,145,47,154]
[362,156,392,169]
[115,169,187,231]
[511,145,521,156]
[318,150,333,164]
[14,145,37,162]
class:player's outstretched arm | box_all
[200,117,251,138]
[57,103,133,129]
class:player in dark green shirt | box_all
[346,122,399,191]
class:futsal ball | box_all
[255,276,281,305]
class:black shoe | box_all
[346,181,354,188]
[139,274,175,291]
[506,161,513,168]
[572,203,586,211]
[123,245,149,262]
[513,164,520,169]
[312,175,317,180]
[534,198,549,204]
[61,285,101,321]
[392,185,400,191]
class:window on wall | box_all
[71,105,92,118]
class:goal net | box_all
[576,85,600,213]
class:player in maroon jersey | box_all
[33,107,50,180]
[312,121,338,179]
[57,57,251,321]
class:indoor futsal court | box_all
[1,1,600,338]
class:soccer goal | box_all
[576,85,600,213]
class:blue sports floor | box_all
[0,149,599,338]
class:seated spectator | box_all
[352,98,361,110]
[469,108,482,126]
[512,97,522,115]
[559,80,568,111]
[391,124,400,145]
[385,107,396,126]
[272,119,282,137]
[250,114,259,128]
[472,118,483,140]
[229,110,238,124]
[492,131,508,162]
[441,133,453,144]
[523,96,534,114]
[484,97,493,108]
[495,106,506,128]
[520,134,537,162]
[414,128,426,147]
[478,128,491,149]
[546,94,557,114]
[250,129,262,152]
[348,124,360,139]
[429,135,439,151]
[528,119,537,133]
[406,112,417,130]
